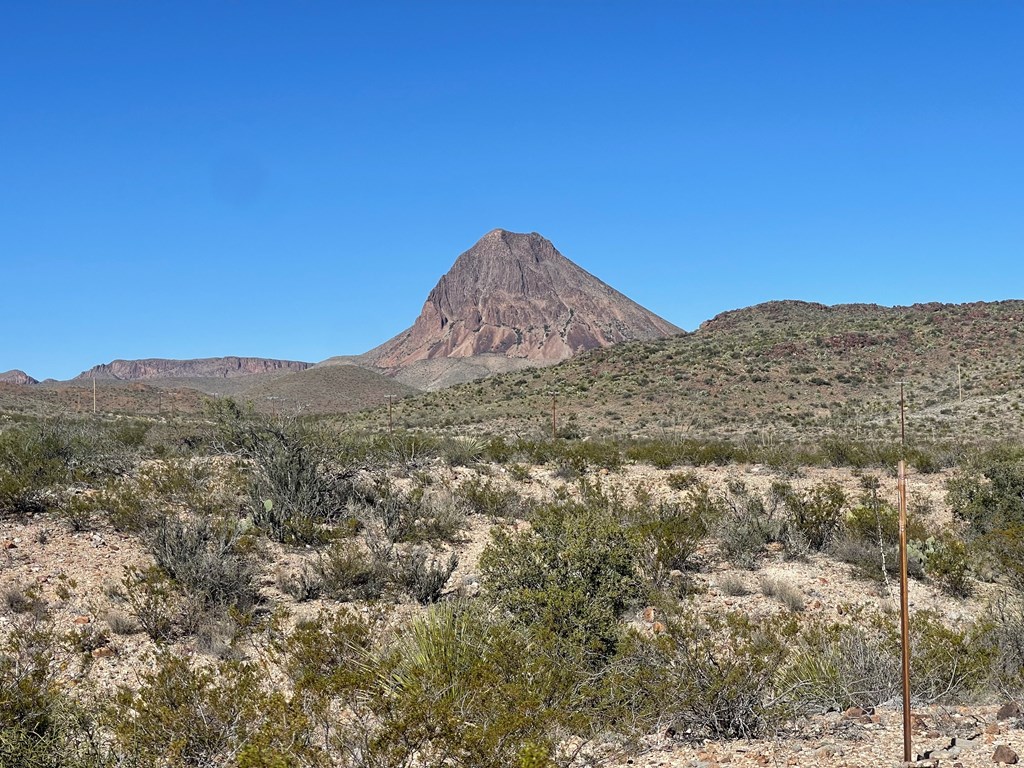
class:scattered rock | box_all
[998,703,1021,721]
[91,646,115,659]
[73,615,91,625]
[994,744,1019,764]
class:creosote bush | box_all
[364,603,578,768]
[481,495,645,663]
[629,481,720,586]
[717,480,787,569]
[603,611,796,740]
[111,651,315,768]
[0,616,105,768]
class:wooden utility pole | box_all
[92,375,97,415]
[551,395,557,440]
[899,381,906,448]
[388,396,393,434]
[897,390,912,764]
[957,364,963,402]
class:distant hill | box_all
[241,364,417,415]
[0,379,207,418]
[346,300,1024,443]
[365,229,681,388]
[74,357,312,381]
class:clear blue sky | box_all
[2,1,1021,380]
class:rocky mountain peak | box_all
[370,229,681,370]
[0,370,38,385]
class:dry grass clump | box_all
[758,576,805,612]
[717,573,750,597]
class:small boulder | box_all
[993,744,1019,764]
[998,703,1021,721]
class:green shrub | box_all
[481,498,644,663]
[98,477,151,533]
[911,610,994,702]
[607,611,793,739]
[781,480,846,552]
[316,540,388,601]
[947,462,1024,590]
[148,515,260,617]
[394,548,458,605]
[717,481,786,569]
[56,493,101,532]
[279,609,372,704]
[363,604,577,768]
[111,652,316,767]
[0,423,76,516]
[121,566,179,642]
[779,616,899,711]
[218,414,347,545]
[456,475,532,519]
[630,483,719,586]
[947,462,1024,537]
[0,617,104,768]
[923,533,973,597]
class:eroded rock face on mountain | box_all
[74,357,312,381]
[371,229,681,370]
[0,370,38,385]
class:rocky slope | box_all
[368,229,681,372]
[0,369,38,385]
[348,299,1024,441]
[74,356,312,381]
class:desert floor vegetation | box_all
[2,406,1024,766]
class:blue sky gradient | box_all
[2,1,1021,379]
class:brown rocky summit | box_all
[371,229,681,370]
[0,370,38,385]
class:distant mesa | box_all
[367,229,681,375]
[0,370,38,385]
[73,357,312,382]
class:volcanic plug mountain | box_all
[369,229,681,372]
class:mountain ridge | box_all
[74,357,312,382]
[345,298,1024,441]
